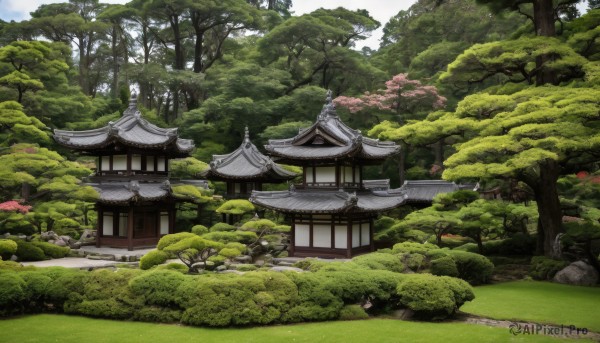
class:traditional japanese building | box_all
[54,95,194,250]
[200,127,297,199]
[249,91,402,258]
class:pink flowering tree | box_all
[334,74,446,184]
[334,74,446,124]
[0,201,32,214]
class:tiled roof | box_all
[53,95,194,156]
[265,91,399,161]
[250,188,406,214]
[200,127,297,182]
[89,180,172,205]
[250,180,465,213]
[388,180,463,203]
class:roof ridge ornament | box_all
[244,126,251,147]
[318,89,337,120]
[123,93,139,117]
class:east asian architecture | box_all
[249,91,403,258]
[54,95,194,250]
[200,127,297,199]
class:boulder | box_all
[10,255,18,262]
[215,265,227,272]
[553,261,599,286]
[54,239,67,247]
[234,255,252,263]
[60,236,73,244]
[220,270,245,275]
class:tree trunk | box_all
[531,161,563,257]
[475,233,483,254]
[111,26,119,99]
[397,144,407,185]
[533,0,558,85]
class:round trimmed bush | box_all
[0,239,18,260]
[191,225,208,235]
[156,263,188,273]
[129,269,187,307]
[445,250,494,285]
[15,241,46,261]
[139,250,169,270]
[352,252,406,273]
[339,304,369,320]
[396,274,473,320]
[430,256,459,277]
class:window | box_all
[101,156,110,171]
[305,167,314,183]
[102,212,114,236]
[334,226,347,249]
[361,222,370,246]
[313,224,331,248]
[352,224,360,248]
[295,224,310,247]
[118,213,128,237]
[113,155,127,170]
[131,154,142,170]
[157,156,166,171]
[146,156,155,171]
[315,166,336,183]
[160,212,169,235]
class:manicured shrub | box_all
[339,304,369,320]
[445,250,494,285]
[202,230,257,244]
[403,229,431,243]
[426,248,450,260]
[352,252,406,273]
[45,269,88,308]
[0,272,26,315]
[240,219,276,231]
[15,240,46,261]
[156,263,188,273]
[392,242,439,255]
[18,271,52,307]
[530,256,569,280]
[76,269,143,319]
[0,239,17,260]
[396,274,474,320]
[31,241,70,258]
[129,269,187,307]
[191,225,208,235]
[430,256,459,277]
[156,232,196,250]
[134,306,182,323]
[209,222,237,232]
[139,250,169,270]
[219,247,242,259]
[404,253,425,271]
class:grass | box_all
[461,280,600,332]
[0,314,584,343]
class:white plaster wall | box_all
[157,156,166,171]
[313,224,331,248]
[160,212,169,235]
[361,222,370,246]
[131,155,142,170]
[113,155,127,170]
[101,156,110,171]
[345,166,353,183]
[335,225,347,249]
[102,213,113,235]
[352,224,360,248]
[315,166,336,183]
[146,156,155,171]
[295,224,310,247]
[305,167,314,183]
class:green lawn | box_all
[462,280,600,332]
[0,314,586,343]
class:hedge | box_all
[444,250,494,285]
[31,241,70,259]
[0,239,18,260]
[430,256,459,277]
[15,241,46,261]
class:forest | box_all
[0,0,599,269]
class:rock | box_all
[276,261,295,267]
[70,241,82,249]
[215,265,227,272]
[234,255,252,263]
[10,255,18,261]
[17,234,26,240]
[270,266,303,273]
[553,261,599,286]
[2,233,10,238]
[54,239,67,247]
[60,236,72,244]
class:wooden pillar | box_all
[369,217,375,252]
[289,215,295,257]
[127,207,134,251]
[346,219,352,258]
[96,206,103,248]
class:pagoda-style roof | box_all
[250,188,405,214]
[53,95,194,156]
[264,91,399,163]
[89,180,172,205]
[250,180,467,214]
[387,180,472,204]
[200,127,297,182]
